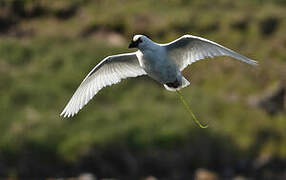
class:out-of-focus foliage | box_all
[0,0,285,178]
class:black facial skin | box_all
[128,38,142,48]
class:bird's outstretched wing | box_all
[61,52,146,118]
[163,35,258,71]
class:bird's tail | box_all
[164,76,190,91]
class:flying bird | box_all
[61,34,257,118]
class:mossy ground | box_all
[0,0,285,178]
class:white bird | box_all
[61,34,257,118]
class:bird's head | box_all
[128,35,151,50]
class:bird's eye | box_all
[138,38,142,43]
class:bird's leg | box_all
[175,90,208,128]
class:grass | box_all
[0,0,285,177]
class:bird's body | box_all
[136,44,182,87]
[61,34,257,118]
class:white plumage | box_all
[61,34,257,117]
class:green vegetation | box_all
[0,0,285,178]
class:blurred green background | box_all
[0,0,285,179]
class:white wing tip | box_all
[60,111,68,118]
[247,59,258,66]
[60,109,77,118]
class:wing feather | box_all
[61,52,146,118]
[163,35,258,71]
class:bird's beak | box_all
[128,41,138,48]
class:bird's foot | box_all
[166,79,180,88]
